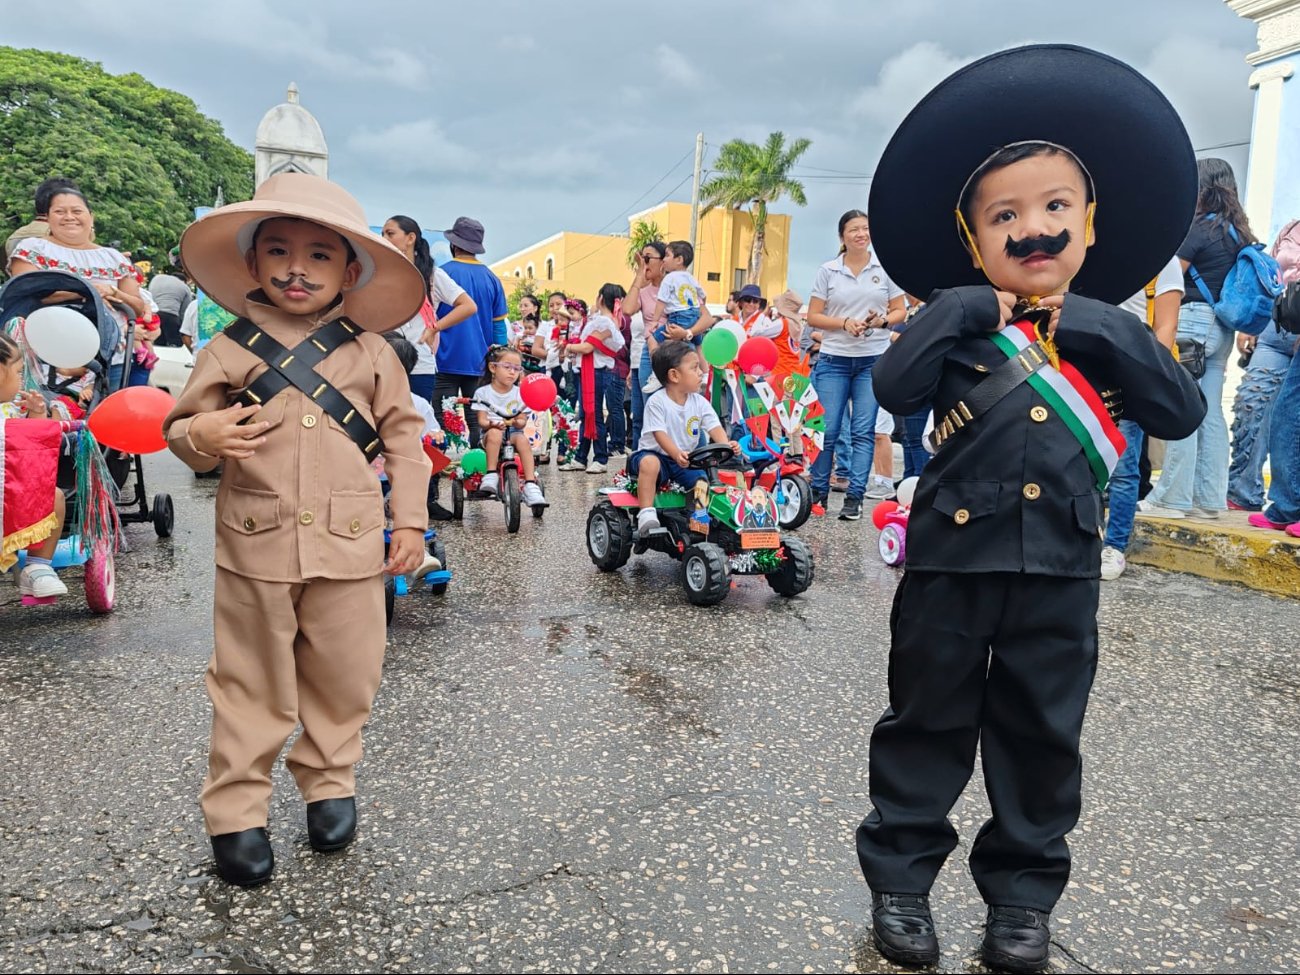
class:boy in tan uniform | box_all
[164,174,431,886]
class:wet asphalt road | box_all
[1,451,1298,974]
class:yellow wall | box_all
[490,201,791,307]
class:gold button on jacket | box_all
[299,511,314,526]
[243,517,257,531]
[954,508,971,524]
[1023,483,1042,500]
[1030,406,1049,422]
[302,414,317,428]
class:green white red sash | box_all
[990,320,1127,490]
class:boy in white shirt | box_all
[646,241,716,392]
[630,340,739,536]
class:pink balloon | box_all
[737,337,779,376]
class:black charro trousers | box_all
[857,570,1100,913]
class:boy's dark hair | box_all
[385,334,419,376]
[651,339,696,385]
[250,217,359,265]
[666,240,694,268]
[35,178,80,217]
[957,143,1094,226]
[0,332,20,366]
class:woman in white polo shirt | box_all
[806,210,907,521]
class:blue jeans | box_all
[1263,349,1300,524]
[834,408,852,480]
[629,368,645,448]
[1147,303,1233,511]
[107,361,151,391]
[639,309,702,386]
[605,372,627,452]
[902,409,931,479]
[1227,333,1294,509]
[810,353,880,498]
[1104,419,1144,551]
[409,373,437,404]
[576,368,609,464]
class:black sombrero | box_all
[868,44,1196,306]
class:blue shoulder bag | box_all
[1187,216,1284,336]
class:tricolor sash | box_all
[990,319,1126,491]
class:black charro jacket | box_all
[874,286,1206,578]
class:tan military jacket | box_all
[164,295,430,583]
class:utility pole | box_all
[688,132,704,254]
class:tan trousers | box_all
[202,568,385,835]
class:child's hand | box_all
[431,430,447,446]
[673,447,691,467]
[1037,295,1064,341]
[994,290,1017,330]
[190,404,270,460]
[727,440,740,455]
[385,527,425,576]
[20,391,48,417]
[665,324,692,341]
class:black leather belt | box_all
[929,339,1051,451]
[225,317,383,461]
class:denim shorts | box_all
[628,449,708,489]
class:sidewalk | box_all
[1129,508,1300,598]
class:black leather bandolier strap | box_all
[224,317,384,461]
[928,338,1052,451]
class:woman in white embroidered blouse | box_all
[7,189,156,388]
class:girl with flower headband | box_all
[853,46,1207,972]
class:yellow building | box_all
[490,201,791,307]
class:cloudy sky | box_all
[5,0,1260,291]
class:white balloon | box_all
[23,306,100,369]
[716,319,747,346]
[896,476,919,508]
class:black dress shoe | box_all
[211,828,273,887]
[871,892,939,967]
[982,906,1050,973]
[307,797,356,852]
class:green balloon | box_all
[701,326,740,367]
[460,448,488,475]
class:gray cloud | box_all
[2,1,1261,292]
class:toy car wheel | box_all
[152,493,174,537]
[777,475,812,530]
[429,538,449,595]
[451,478,465,520]
[502,467,522,533]
[878,524,906,566]
[766,535,815,597]
[587,502,633,571]
[84,541,115,614]
[681,542,731,606]
[384,577,396,625]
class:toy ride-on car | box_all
[585,443,815,606]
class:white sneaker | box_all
[864,476,894,500]
[586,461,607,474]
[522,481,548,507]
[642,374,662,394]
[558,460,586,471]
[1137,500,1185,519]
[637,509,661,536]
[1192,507,1222,520]
[1100,546,1127,581]
[416,552,443,578]
[479,472,499,496]
[19,563,68,598]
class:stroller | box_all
[0,271,175,538]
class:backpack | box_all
[1188,216,1284,336]
[1271,218,1300,285]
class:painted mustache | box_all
[1004,230,1071,259]
[270,275,324,293]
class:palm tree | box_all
[626,219,664,269]
[700,132,811,284]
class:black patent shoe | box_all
[982,906,1050,973]
[211,827,273,887]
[871,892,940,967]
[307,797,357,852]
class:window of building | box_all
[514,268,522,277]
[526,263,535,279]
[706,272,721,282]
[733,268,747,291]
[546,257,554,281]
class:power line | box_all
[564,170,697,272]
[1195,139,1249,152]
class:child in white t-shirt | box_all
[471,346,548,507]
[645,240,716,393]
[628,339,739,536]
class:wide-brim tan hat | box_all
[179,173,424,332]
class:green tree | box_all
[700,132,811,285]
[626,219,664,269]
[0,47,253,258]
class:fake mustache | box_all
[270,275,324,292]
[1004,230,1071,259]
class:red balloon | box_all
[87,386,175,455]
[737,336,779,376]
[520,373,558,412]
[871,499,900,530]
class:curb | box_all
[1128,510,1300,598]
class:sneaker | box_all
[18,563,68,599]
[812,491,828,511]
[1137,500,1185,519]
[982,906,1050,974]
[558,460,586,471]
[536,453,551,465]
[416,552,443,578]
[865,475,894,500]
[479,472,499,496]
[637,508,661,536]
[839,496,863,521]
[522,481,548,507]
[1191,507,1222,520]
[427,501,454,522]
[1100,546,1127,581]
[1248,511,1291,531]
[870,892,940,968]
[1226,498,1259,512]
[586,461,607,474]
[642,374,662,394]
[829,474,850,493]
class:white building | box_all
[254,83,328,188]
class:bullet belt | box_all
[928,339,1052,451]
